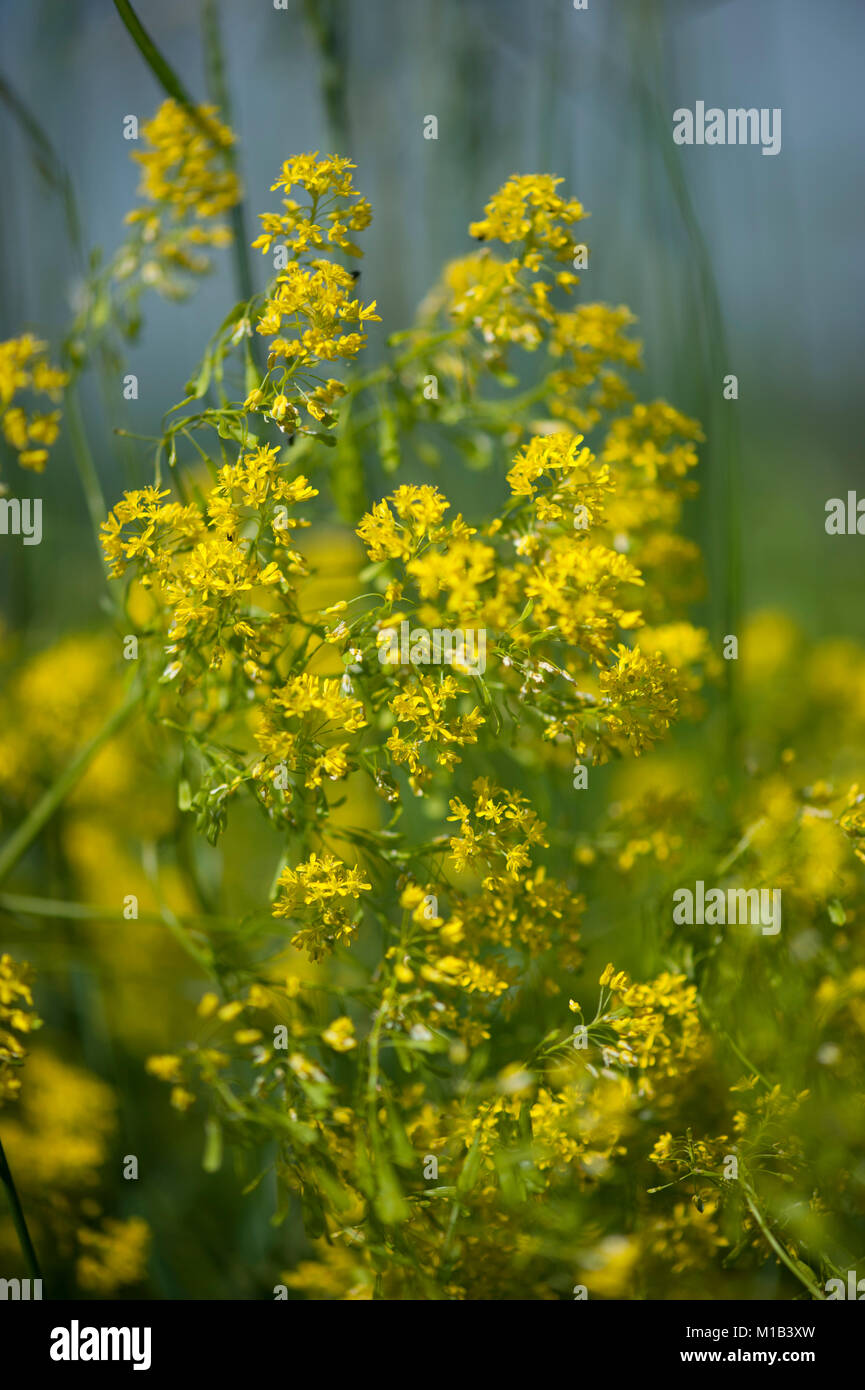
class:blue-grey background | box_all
[1,0,862,637]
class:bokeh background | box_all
[1,0,863,1298]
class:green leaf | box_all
[509,598,534,631]
[300,1186,326,1240]
[384,1097,416,1168]
[311,1164,355,1214]
[492,1150,524,1206]
[373,1160,409,1225]
[378,398,400,474]
[359,561,386,584]
[456,1131,483,1197]
[202,1116,223,1173]
[184,353,213,401]
[241,1166,271,1196]
[472,674,502,735]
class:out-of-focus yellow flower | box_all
[0,334,68,474]
[321,1016,357,1052]
[0,955,41,1105]
[76,1216,151,1294]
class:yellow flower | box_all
[0,335,68,474]
[145,1054,184,1083]
[273,852,371,961]
[76,1216,151,1294]
[321,1016,357,1051]
[127,100,238,226]
[0,954,41,1106]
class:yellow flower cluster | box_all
[272,852,372,961]
[448,779,549,884]
[130,100,238,219]
[0,1049,151,1293]
[404,170,647,444]
[255,260,379,369]
[0,334,67,473]
[254,152,372,256]
[121,99,239,291]
[249,154,378,431]
[1,1050,114,1186]
[387,675,485,782]
[351,419,708,774]
[650,1130,730,1173]
[596,962,702,1093]
[530,1074,633,1173]
[357,483,453,563]
[468,173,587,256]
[76,1217,151,1294]
[0,955,41,1105]
[101,448,317,683]
[425,173,589,352]
[254,672,366,792]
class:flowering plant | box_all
[1,57,863,1303]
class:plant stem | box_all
[0,682,144,889]
[113,1,203,123]
[0,72,85,271]
[0,1134,42,1283]
[302,0,351,153]
[365,1005,385,1103]
[627,11,743,771]
[0,891,231,929]
[201,0,255,306]
[66,383,112,582]
[742,1186,825,1300]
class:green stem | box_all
[0,682,144,889]
[626,12,743,769]
[66,384,112,579]
[0,891,230,930]
[698,1001,772,1092]
[0,1133,42,1283]
[201,0,255,306]
[365,1004,386,1103]
[139,842,217,976]
[0,72,85,270]
[302,0,351,152]
[742,1186,825,1301]
[113,1,204,123]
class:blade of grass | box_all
[0,1134,42,1283]
[301,0,351,152]
[66,382,115,592]
[628,7,743,762]
[0,70,85,269]
[0,681,144,889]
[200,0,255,305]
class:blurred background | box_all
[0,0,863,1298]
